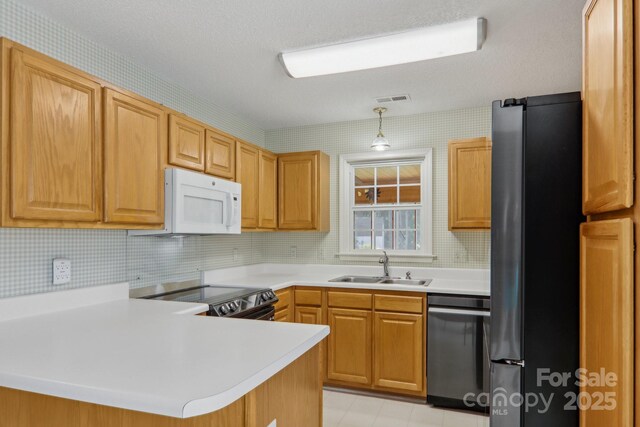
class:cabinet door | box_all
[274,309,290,322]
[580,219,633,426]
[10,48,102,222]
[295,306,323,325]
[374,311,424,393]
[582,0,633,214]
[448,137,491,230]
[205,129,235,179]
[327,308,372,385]
[278,153,317,229]
[259,150,277,229]
[168,114,205,171]
[104,89,166,224]
[236,142,259,229]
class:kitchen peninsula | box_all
[0,283,328,427]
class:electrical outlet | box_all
[53,258,71,285]
[290,246,297,258]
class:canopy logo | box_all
[463,368,618,416]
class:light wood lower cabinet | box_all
[292,287,426,397]
[373,311,424,393]
[580,218,634,426]
[103,89,166,225]
[327,308,372,385]
[274,287,293,322]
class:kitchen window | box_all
[338,149,433,261]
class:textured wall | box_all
[263,107,492,269]
[0,0,265,297]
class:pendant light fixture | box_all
[371,107,390,151]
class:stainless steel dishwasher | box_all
[427,294,490,413]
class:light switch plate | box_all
[53,258,71,285]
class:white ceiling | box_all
[16,0,584,129]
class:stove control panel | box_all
[209,290,278,317]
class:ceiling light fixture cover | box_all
[279,17,486,78]
[371,107,390,151]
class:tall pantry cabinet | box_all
[581,0,636,425]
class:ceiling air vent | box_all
[375,94,411,104]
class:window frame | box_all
[338,149,434,262]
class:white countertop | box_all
[202,263,490,296]
[0,284,328,418]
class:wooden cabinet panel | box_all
[246,345,322,427]
[582,0,633,214]
[295,305,323,324]
[258,150,277,229]
[10,47,102,222]
[327,308,372,385]
[278,151,330,231]
[236,142,259,229]
[205,129,235,179]
[327,291,372,310]
[104,89,166,224]
[295,289,322,306]
[448,137,491,230]
[373,311,424,393]
[274,309,290,322]
[374,294,423,314]
[169,114,205,171]
[580,219,634,426]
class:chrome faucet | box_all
[379,251,390,278]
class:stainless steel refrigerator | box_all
[490,92,582,427]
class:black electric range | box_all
[130,280,279,320]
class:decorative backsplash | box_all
[262,107,492,269]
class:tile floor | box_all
[323,390,489,427]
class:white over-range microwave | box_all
[128,168,241,237]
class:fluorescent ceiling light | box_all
[279,18,486,78]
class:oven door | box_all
[171,168,241,234]
[244,306,275,321]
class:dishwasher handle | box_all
[428,307,490,317]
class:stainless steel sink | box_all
[378,278,432,286]
[328,275,431,287]
[329,275,390,283]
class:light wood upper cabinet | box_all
[9,47,102,222]
[205,129,235,180]
[373,311,424,393]
[580,219,634,427]
[582,0,634,215]
[103,89,166,225]
[278,151,330,231]
[258,150,277,229]
[169,114,205,171]
[448,137,491,230]
[327,308,372,385]
[236,141,260,229]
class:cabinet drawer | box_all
[274,288,291,309]
[374,294,423,314]
[328,291,372,310]
[295,289,322,306]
